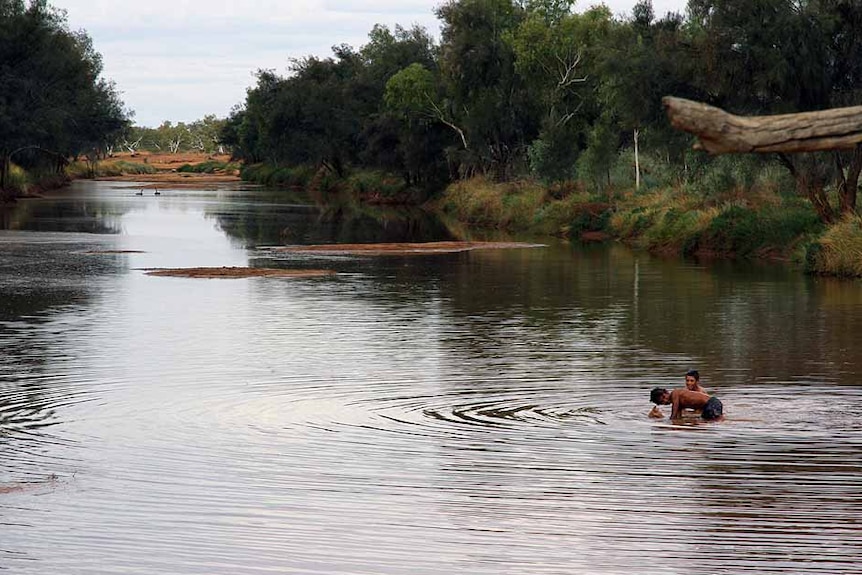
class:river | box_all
[1,180,860,574]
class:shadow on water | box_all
[208,195,455,248]
[0,198,125,234]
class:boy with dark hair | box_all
[684,370,705,393]
[649,387,724,421]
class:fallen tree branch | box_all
[663,96,862,154]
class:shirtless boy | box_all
[684,370,705,393]
[649,387,724,421]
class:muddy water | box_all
[1,181,861,574]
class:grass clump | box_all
[437,176,547,230]
[96,161,157,176]
[533,191,612,237]
[805,215,862,277]
[699,202,822,258]
[177,160,239,174]
[65,159,156,178]
[6,164,29,191]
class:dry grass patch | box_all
[96,152,241,184]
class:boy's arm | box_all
[670,392,682,419]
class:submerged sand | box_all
[143,267,335,279]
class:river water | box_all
[1,180,861,574]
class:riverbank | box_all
[240,163,429,205]
[432,175,862,278]
[70,151,241,187]
[0,165,70,202]
[231,159,862,279]
[2,152,242,202]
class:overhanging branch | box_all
[663,96,862,154]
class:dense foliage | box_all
[223,0,862,216]
[0,0,129,191]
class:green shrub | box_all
[310,169,343,196]
[177,160,240,174]
[609,205,657,240]
[570,204,613,236]
[269,166,314,187]
[240,163,318,188]
[240,163,275,184]
[346,171,407,199]
[701,203,822,257]
[643,207,708,254]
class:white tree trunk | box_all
[634,128,640,190]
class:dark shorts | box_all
[702,396,723,421]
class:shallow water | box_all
[1,181,861,574]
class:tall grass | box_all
[6,164,29,192]
[436,177,548,230]
[65,159,157,178]
[699,202,822,258]
[2,163,72,198]
[805,215,862,277]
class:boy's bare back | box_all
[671,389,711,410]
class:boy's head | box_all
[650,387,671,405]
[684,370,700,389]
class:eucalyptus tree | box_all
[240,48,369,175]
[357,24,449,188]
[436,0,537,179]
[512,3,611,181]
[382,63,452,188]
[0,0,128,189]
[593,1,694,187]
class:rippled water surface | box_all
[1,181,861,574]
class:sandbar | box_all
[143,267,335,279]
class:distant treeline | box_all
[220,0,862,220]
[0,0,129,193]
[123,116,227,156]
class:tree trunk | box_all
[633,128,640,190]
[663,96,862,155]
[797,170,836,224]
[835,144,862,214]
[0,153,8,191]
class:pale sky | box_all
[57,0,688,127]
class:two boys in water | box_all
[649,370,724,422]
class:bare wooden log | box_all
[663,96,862,154]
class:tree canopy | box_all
[222,0,862,216]
[0,0,130,189]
